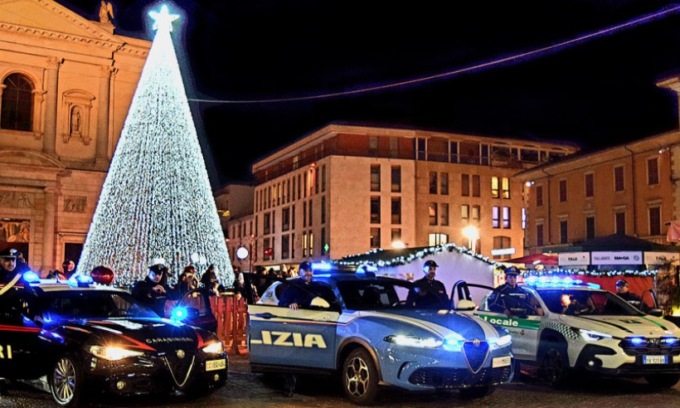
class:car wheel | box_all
[459,385,495,399]
[50,354,83,407]
[342,348,379,405]
[645,373,680,388]
[541,345,570,387]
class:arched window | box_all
[1,73,34,131]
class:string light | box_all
[76,3,234,287]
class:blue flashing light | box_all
[312,261,333,271]
[586,282,601,289]
[662,337,679,346]
[524,276,585,288]
[23,270,41,284]
[171,306,188,321]
[628,336,645,345]
[67,273,94,288]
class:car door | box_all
[0,289,55,379]
[452,280,542,362]
[174,289,218,333]
[248,302,339,370]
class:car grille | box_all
[162,350,196,388]
[619,337,680,356]
[408,366,512,388]
[463,341,489,373]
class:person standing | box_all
[406,260,449,309]
[0,248,37,395]
[278,261,330,310]
[131,262,171,317]
[615,279,646,311]
[487,266,539,317]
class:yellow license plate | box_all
[206,359,227,371]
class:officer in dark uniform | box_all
[131,262,171,317]
[0,248,36,395]
[487,266,536,317]
[615,279,646,311]
[406,260,449,309]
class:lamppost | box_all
[462,225,479,254]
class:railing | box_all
[210,293,249,355]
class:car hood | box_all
[560,314,680,338]
[360,309,498,340]
[62,317,211,353]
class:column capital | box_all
[46,57,63,70]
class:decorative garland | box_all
[335,243,495,268]
[335,243,662,278]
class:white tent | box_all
[337,244,497,305]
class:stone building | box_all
[0,0,150,273]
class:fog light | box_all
[116,381,126,390]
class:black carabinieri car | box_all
[0,274,227,407]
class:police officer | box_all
[0,248,36,395]
[131,262,171,317]
[488,266,536,317]
[615,279,645,311]
[406,260,449,309]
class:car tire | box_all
[540,343,570,387]
[644,373,680,388]
[50,354,84,407]
[342,348,379,405]
[459,385,495,399]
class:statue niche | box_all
[62,90,95,145]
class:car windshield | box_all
[536,288,644,316]
[41,290,159,319]
[335,279,412,310]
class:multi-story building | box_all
[0,0,149,273]
[214,183,255,272]
[513,74,680,254]
[250,123,579,269]
[515,131,679,253]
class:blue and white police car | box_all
[453,276,680,388]
[0,273,227,407]
[248,263,514,405]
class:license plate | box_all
[206,359,227,371]
[492,355,512,368]
[643,355,668,365]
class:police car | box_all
[248,263,514,405]
[0,273,227,407]
[453,276,680,388]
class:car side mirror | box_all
[455,299,477,311]
[646,307,663,317]
[310,297,330,309]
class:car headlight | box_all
[202,341,224,354]
[575,328,612,341]
[384,334,443,348]
[89,345,144,361]
[491,334,512,348]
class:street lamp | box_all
[462,225,479,254]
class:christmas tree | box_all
[77,4,234,287]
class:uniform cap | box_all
[299,261,312,272]
[423,260,439,272]
[615,279,628,287]
[504,266,520,276]
[0,248,18,259]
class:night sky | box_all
[59,1,680,187]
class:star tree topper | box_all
[149,4,179,32]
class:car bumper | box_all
[576,344,680,376]
[379,344,513,391]
[85,353,228,395]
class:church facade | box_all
[0,0,150,273]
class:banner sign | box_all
[559,252,590,266]
[644,251,680,265]
[591,251,642,265]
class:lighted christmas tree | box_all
[76,4,234,287]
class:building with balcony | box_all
[250,123,579,269]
